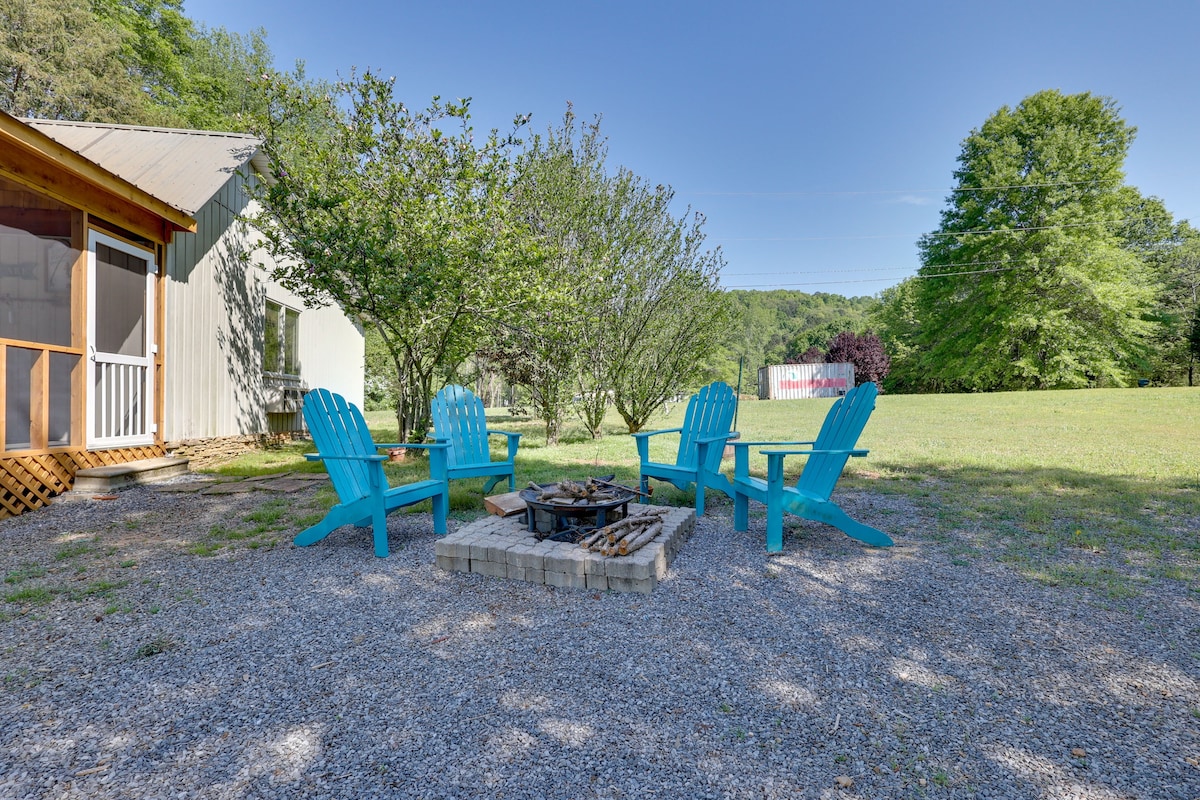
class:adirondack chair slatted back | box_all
[304,388,381,502]
[798,382,878,500]
[431,385,489,469]
[677,381,738,474]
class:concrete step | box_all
[67,457,192,495]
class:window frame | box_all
[263,299,300,378]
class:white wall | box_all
[161,170,363,441]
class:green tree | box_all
[870,278,923,392]
[249,70,539,440]
[175,25,274,131]
[2,0,277,131]
[0,0,149,122]
[605,191,729,433]
[1160,231,1200,385]
[912,90,1157,391]
[484,108,608,443]
[92,0,192,112]
[493,108,729,438]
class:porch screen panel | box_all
[95,243,146,356]
[4,347,36,450]
[0,224,75,347]
[48,353,78,447]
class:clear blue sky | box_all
[185,0,1200,298]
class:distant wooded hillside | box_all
[706,290,878,393]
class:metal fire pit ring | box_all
[519,477,637,539]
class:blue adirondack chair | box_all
[430,385,521,494]
[731,382,892,552]
[295,388,450,558]
[632,381,739,516]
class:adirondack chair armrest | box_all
[487,430,522,460]
[305,453,388,463]
[731,440,815,449]
[761,447,869,458]
[696,431,737,445]
[632,427,683,463]
[373,442,450,451]
[630,427,684,440]
[732,441,816,480]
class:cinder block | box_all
[487,542,513,563]
[448,538,474,559]
[545,571,588,590]
[644,545,668,579]
[435,554,469,573]
[469,539,492,562]
[554,548,590,577]
[586,573,609,591]
[583,554,609,576]
[506,564,527,582]
[471,559,509,578]
[607,575,656,594]
[604,554,651,581]
[506,545,544,570]
[529,540,557,557]
[434,539,454,559]
[525,567,545,585]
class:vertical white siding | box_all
[162,171,364,441]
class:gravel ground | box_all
[0,478,1197,800]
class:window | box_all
[264,300,300,376]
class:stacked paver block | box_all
[434,503,695,594]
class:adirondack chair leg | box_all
[371,508,389,557]
[733,491,749,532]
[766,504,785,553]
[766,454,786,552]
[695,477,706,517]
[799,498,894,547]
[432,490,449,535]
[640,475,650,495]
[482,474,511,495]
[294,502,362,547]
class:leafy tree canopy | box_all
[2,0,276,131]
[1,0,150,122]
[488,107,730,438]
[909,90,1158,391]
[249,70,540,440]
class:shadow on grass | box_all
[204,431,1200,599]
[849,460,1200,598]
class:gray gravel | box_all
[0,479,1197,799]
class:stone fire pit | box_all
[434,503,695,594]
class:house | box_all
[0,111,364,516]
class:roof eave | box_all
[0,111,197,236]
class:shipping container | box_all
[757,363,855,400]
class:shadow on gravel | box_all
[2,459,1199,798]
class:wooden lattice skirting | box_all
[0,445,166,518]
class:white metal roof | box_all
[22,119,267,217]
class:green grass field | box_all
[210,387,1200,598]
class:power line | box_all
[729,259,1008,277]
[711,215,1155,243]
[683,179,1110,198]
[723,263,1036,290]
